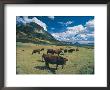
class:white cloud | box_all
[67,25,85,33]
[78,41,94,44]
[58,21,73,26]
[65,21,73,26]
[85,19,94,27]
[23,16,32,23]
[52,25,85,42]
[48,16,55,20]
[32,17,47,31]
[52,19,94,44]
[17,16,47,31]
[16,16,25,24]
[85,19,94,33]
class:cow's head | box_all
[64,58,68,61]
[63,58,68,65]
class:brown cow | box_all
[42,54,68,69]
[64,49,68,53]
[68,49,75,53]
[54,49,63,56]
[32,49,43,54]
[76,48,79,51]
[41,48,44,51]
[47,49,63,56]
[47,49,54,55]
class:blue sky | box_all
[28,16,94,33]
[17,16,94,44]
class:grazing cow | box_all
[41,48,44,51]
[47,49,63,56]
[76,48,79,51]
[32,49,41,54]
[64,49,68,53]
[47,49,54,55]
[73,48,75,51]
[42,54,68,69]
[68,49,75,53]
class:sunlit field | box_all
[16,42,94,74]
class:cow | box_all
[41,48,44,51]
[47,49,54,55]
[64,49,68,53]
[47,49,63,56]
[32,49,42,54]
[68,49,75,53]
[54,49,63,56]
[42,54,68,69]
[76,48,79,51]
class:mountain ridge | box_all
[16,21,61,45]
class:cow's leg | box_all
[62,65,64,69]
[56,64,58,70]
[45,62,49,69]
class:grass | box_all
[16,42,94,74]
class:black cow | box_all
[76,48,79,51]
[42,54,68,69]
[47,49,63,56]
[64,49,68,53]
[68,49,75,53]
[41,48,44,51]
[47,49,54,55]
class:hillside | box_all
[16,22,61,45]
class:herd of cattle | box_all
[32,48,79,55]
[31,47,79,70]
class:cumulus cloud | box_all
[85,19,94,33]
[85,19,94,27]
[65,21,73,26]
[75,33,94,41]
[67,25,85,33]
[78,41,94,44]
[52,19,94,44]
[16,16,25,24]
[58,21,73,26]
[48,16,55,20]
[16,16,47,31]
[52,25,85,42]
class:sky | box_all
[16,16,94,44]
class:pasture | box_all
[16,42,94,74]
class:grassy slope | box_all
[16,42,94,74]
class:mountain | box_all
[73,42,80,46]
[16,22,61,45]
[73,41,94,46]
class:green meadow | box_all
[16,42,94,74]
